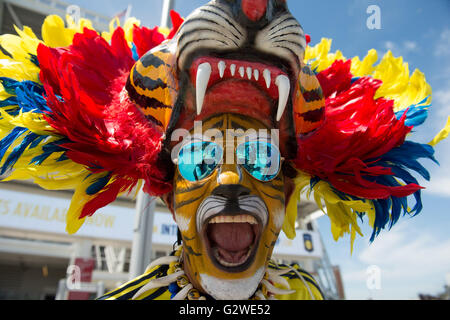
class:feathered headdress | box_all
[0,10,448,250]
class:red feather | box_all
[38,27,172,219]
[294,60,422,200]
[167,10,184,40]
[132,25,165,58]
[132,10,184,58]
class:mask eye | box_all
[236,141,281,182]
[178,142,223,182]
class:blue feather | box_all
[370,200,391,242]
[0,78,50,114]
[0,127,27,162]
[382,165,423,215]
[28,54,39,67]
[15,81,49,113]
[29,135,47,149]
[30,139,69,165]
[1,132,39,174]
[364,140,437,241]
[326,139,438,242]
[131,43,139,61]
[85,173,112,195]
[57,153,69,162]
[310,176,321,190]
[380,141,437,181]
[395,96,430,127]
[0,97,19,109]
[0,77,19,95]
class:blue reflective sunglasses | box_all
[176,141,282,182]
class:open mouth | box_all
[203,213,262,271]
[196,195,268,272]
[189,56,291,122]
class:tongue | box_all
[208,223,254,252]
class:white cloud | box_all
[423,176,450,197]
[342,223,450,299]
[359,225,450,277]
[435,28,450,57]
[383,40,418,55]
[384,41,396,51]
[403,40,418,51]
[434,89,450,117]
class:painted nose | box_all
[217,163,242,185]
[241,0,268,22]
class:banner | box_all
[0,187,134,241]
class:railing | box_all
[5,0,111,31]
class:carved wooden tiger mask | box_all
[126,0,325,299]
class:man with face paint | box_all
[98,113,324,300]
[0,0,446,301]
[171,114,318,300]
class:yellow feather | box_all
[282,173,310,239]
[13,25,41,54]
[351,49,378,77]
[123,17,141,43]
[102,17,141,44]
[12,111,54,136]
[158,27,170,37]
[305,40,432,113]
[0,58,39,82]
[42,15,77,48]
[286,170,374,251]
[429,117,450,147]
[65,15,94,33]
[0,33,40,82]
[66,173,125,234]
[65,174,99,234]
[305,38,347,72]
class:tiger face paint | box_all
[172,114,287,300]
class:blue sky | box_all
[67,0,450,299]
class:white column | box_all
[160,0,175,29]
[128,189,156,280]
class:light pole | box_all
[128,189,156,280]
[160,0,175,29]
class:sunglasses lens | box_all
[178,142,222,181]
[236,141,281,181]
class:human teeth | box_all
[230,64,236,76]
[218,61,226,78]
[246,67,252,80]
[275,75,290,121]
[196,62,212,115]
[239,66,245,78]
[263,69,271,89]
[254,69,259,81]
[209,215,257,224]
